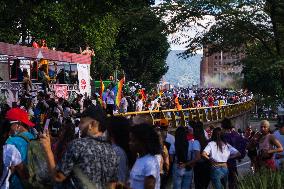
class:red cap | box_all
[6,108,35,127]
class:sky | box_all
[154,0,215,53]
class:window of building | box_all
[215,56,218,59]
[214,68,218,71]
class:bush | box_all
[238,169,283,189]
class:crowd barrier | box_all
[115,100,255,127]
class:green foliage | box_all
[159,0,284,95]
[0,0,169,88]
[117,8,169,87]
[238,169,283,189]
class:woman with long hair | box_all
[129,123,161,189]
[193,121,210,189]
[107,116,132,184]
[170,126,201,189]
[202,127,241,189]
[53,118,76,162]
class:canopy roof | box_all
[0,42,91,64]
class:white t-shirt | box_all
[136,100,143,112]
[129,154,160,189]
[0,144,22,188]
[203,141,239,163]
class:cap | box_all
[6,108,35,127]
[80,105,106,123]
[160,119,169,128]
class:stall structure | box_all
[0,42,91,104]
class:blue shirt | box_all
[5,131,36,189]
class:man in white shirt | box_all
[119,93,128,113]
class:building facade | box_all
[200,47,245,88]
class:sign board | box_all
[54,84,69,99]
[77,64,91,96]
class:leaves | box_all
[0,0,169,88]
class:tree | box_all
[117,8,169,87]
[158,0,284,95]
[0,0,169,88]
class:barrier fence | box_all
[115,100,255,127]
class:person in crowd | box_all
[11,59,23,82]
[106,88,115,115]
[22,69,33,94]
[0,108,36,188]
[119,93,128,113]
[135,94,144,112]
[221,118,247,189]
[155,121,170,189]
[255,120,283,170]
[56,69,67,84]
[40,104,119,189]
[274,118,284,169]
[169,126,201,189]
[202,127,241,189]
[129,123,161,189]
[72,94,84,113]
[107,116,132,184]
[193,121,210,189]
[52,118,76,162]
[38,64,50,92]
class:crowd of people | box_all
[108,87,253,114]
[2,85,284,189]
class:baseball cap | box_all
[80,105,106,124]
[6,108,35,127]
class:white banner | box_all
[77,64,91,96]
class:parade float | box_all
[0,42,91,105]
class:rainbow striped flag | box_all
[115,77,125,107]
[111,77,125,107]
[100,78,105,100]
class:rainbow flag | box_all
[115,77,125,107]
[100,78,105,100]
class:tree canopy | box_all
[0,0,169,87]
[158,0,284,96]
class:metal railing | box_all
[115,100,254,127]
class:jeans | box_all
[210,166,229,189]
[172,163,193,189]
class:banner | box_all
[77,64,91,96]
[54,84,69,99]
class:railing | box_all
[115,100,254,127]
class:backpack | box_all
[16,134,52,189]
